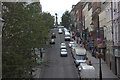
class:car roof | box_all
[80,63,88,66]
[75,47,86,55]
[82,65,95,70]
[70,42,74,43]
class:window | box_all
[88,2,92,11]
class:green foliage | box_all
[2,2,54,78]
[61,10,71,28]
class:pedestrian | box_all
[80,43,82,47]
[89,60,92,65]
[91,46,94,56]
[74,35,75,40]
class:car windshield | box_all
[75,55,86,60]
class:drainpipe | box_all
[111,1,116,74]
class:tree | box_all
[61,10,71,28]
[2,2,54,78]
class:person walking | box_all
[74,35,75,40]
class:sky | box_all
[40,0,80,24]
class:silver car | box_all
[58,28,62,34]
[60,49,67,57]
[69,41,75,48]
[60,42,66,49]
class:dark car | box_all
[50,39,55,44]
[51,33,56,38]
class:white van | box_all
[80,65,97,79]
[73,47,87,66]
[65,31,70,36]
[64,32,71,41]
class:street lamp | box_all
[90,21,102,80]
[0,17,4,80]
[55,13,58,27]
[97,25,103,80]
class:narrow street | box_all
[40,28,79,78]
[1,1,120,79]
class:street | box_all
[40,28,79,78]
[2,1,120,79]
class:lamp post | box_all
[55,13,58,27]
[97,20,103,80]
[0,18,4,80]
[90,21,103,80]
[90,22,95,56]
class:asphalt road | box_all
[40,28,79,78]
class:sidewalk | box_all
[32,49,46,78]
[86,51,118,79]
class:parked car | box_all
[60,49,67,57]
[69,41,75,48]
[63,28,68,32]
[71,43,78,54]
[51,33,56,38]
[50,39,55,44]
[60,42,66,49]
[65,35,71,41]
[58,28,62,34]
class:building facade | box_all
[99,2,107,61]
[70,1,120,78]
[112,0,120,77]
[105,2,114,72]
[92,2,101,48]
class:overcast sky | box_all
[40,0,80,24]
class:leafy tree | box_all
[2,2,54,78]
[61,10,71,28]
